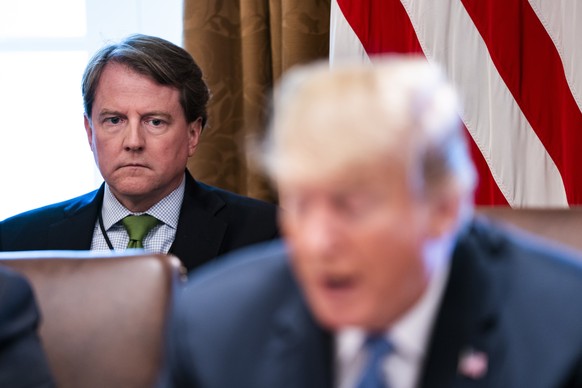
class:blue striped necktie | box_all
[356,335,393,388]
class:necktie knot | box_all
[122,214,159,249]
[356,335,393,388]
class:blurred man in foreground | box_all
[161,57,582,387]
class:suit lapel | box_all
[169,172,228,271]
[419,219,510,388]
[46,186,103,250]
[256,270,334,388]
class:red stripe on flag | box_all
[461,0,582,204]
[336,0,508,205]
[336,0,422,54]
[469,138,509,205]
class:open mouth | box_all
[320,274,358,299]
[325,275,354,289]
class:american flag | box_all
[330,0,582,207]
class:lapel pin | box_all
[458,348,488,379]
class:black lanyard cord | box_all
[98,211,115,251]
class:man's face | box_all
[84,62,201,211]
[280,160,439,332]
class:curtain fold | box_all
[184,0,330,202]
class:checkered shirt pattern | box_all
[90,177,185,253]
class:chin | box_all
[314,304,387,332]
[111,183,157,201]
[110,174,153,189]
[312,307,362,331]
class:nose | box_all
[123,121,145,151]
[298,206,341,258]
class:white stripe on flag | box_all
[329,0,370,66]
[529,0,582,113]
[400,0,568,207]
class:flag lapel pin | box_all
[458,348,488,380]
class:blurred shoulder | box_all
[186,239,290,294]
[0,266,32,298]
[175,240,295,323]
[468,216,582,289]
[0,267,38,341]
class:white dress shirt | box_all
[90,175,185,253]
[335,234,455,388]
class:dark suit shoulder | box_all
[203,184,280,252]
[1,189,100,227]
[412,218,582,388]
[469,216,582,282]
[193,180,278,220]
[171,176,279,271]
[182,239,293,315]
[195,180,274,206]
[0,267,54,387]
[462,218,582,306]
[458,218,582,386]
[0,268,39,342]
[165,240,333,388]
[0,188,102,252]
[167,240,309,387]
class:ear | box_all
[84,115,94,151]
[426,182,464,238]
[187,118,203,157]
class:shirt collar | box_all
[101,175,185,230]
[389,234,453,361]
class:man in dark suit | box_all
[160,57,582,387]
[0,34,278,272]
[0,267,54,387]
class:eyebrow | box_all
[97,110,173,120]
[97,110,124,120]
[143,111,173,121]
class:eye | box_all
[105,116,122,125]
[333,192,378,220]
[145,118,167,128]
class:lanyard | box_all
[98,211,115,250]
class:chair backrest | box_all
[476,206,582,252]
[0,251,183,388]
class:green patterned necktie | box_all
[122,215,159,249]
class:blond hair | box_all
[262,56,476,204]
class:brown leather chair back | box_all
[0,251,183,388]
[476,206,582,252]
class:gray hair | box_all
[82,34,210,126]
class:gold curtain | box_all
[183,0,330,202]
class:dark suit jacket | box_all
[0,172,279,272]
[161,218,582,388]
[0,267,54,387]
